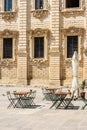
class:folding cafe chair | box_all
[7,91,18,108]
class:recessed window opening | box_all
[67,36,78,58]
[4,0,12,11]
[35,0,43,9]
[34,37,44,58]
[3,38,13,58]
[66,0,79,8]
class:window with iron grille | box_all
[3,38,13,58]
[66,0,79,8]
[35,0,43,9]
[34,37,44,58]
[67,36,78,58]
[4,0,12,11]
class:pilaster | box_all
[49,0,60,86]
[83,1,87,80]
[17,0,28,85]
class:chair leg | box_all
[8,100,15,108]
[50,101,57,109]
[64,100,72,109]
[81,104,87,110]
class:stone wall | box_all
[0,0,86,86]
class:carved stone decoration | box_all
[61,27,85,36]
[31,0,50,19]
[64,59,72,68]
[1,11,17,21]
[0,29,19,38]
[30,59,48,67]
[0,30,18,68]
[83,47,87,56]
[28,28,50,37]
[31,9,49,19]
[1,59,17,68]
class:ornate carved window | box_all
[31,0,50,19]
[60,0,85,14]
[0,0,17,20]
[0,29,18,62]
[29,28,50,62]
[34,37,44,58]
[61,27,85,63]
[3,38,13,58]
[67,36,78,58]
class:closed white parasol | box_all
[71,51,79,98]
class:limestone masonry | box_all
[0,0,87,86]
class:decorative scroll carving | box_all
[1,59,17,68]
[0,29,19,38]
[61,27,85,36]
[1,11,17,21]
[31,9,49,19]
[0,4,18,21]
[65,57,83,68]
[28,28,50,37]
[30,59,48,67]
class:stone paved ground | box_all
[0,86,87,130]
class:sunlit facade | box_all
[0,0,86,86]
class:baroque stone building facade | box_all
[0,0,87,86]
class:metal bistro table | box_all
[13,91,36,108]
[50,92,70,109]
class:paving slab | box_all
[0,86,87,130]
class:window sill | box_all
[61,8,85,15]
[0,11,17,21]
[31,9,49,19]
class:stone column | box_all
[17,0,28,85]
[83,1,87,80]
[49,0,60,86]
